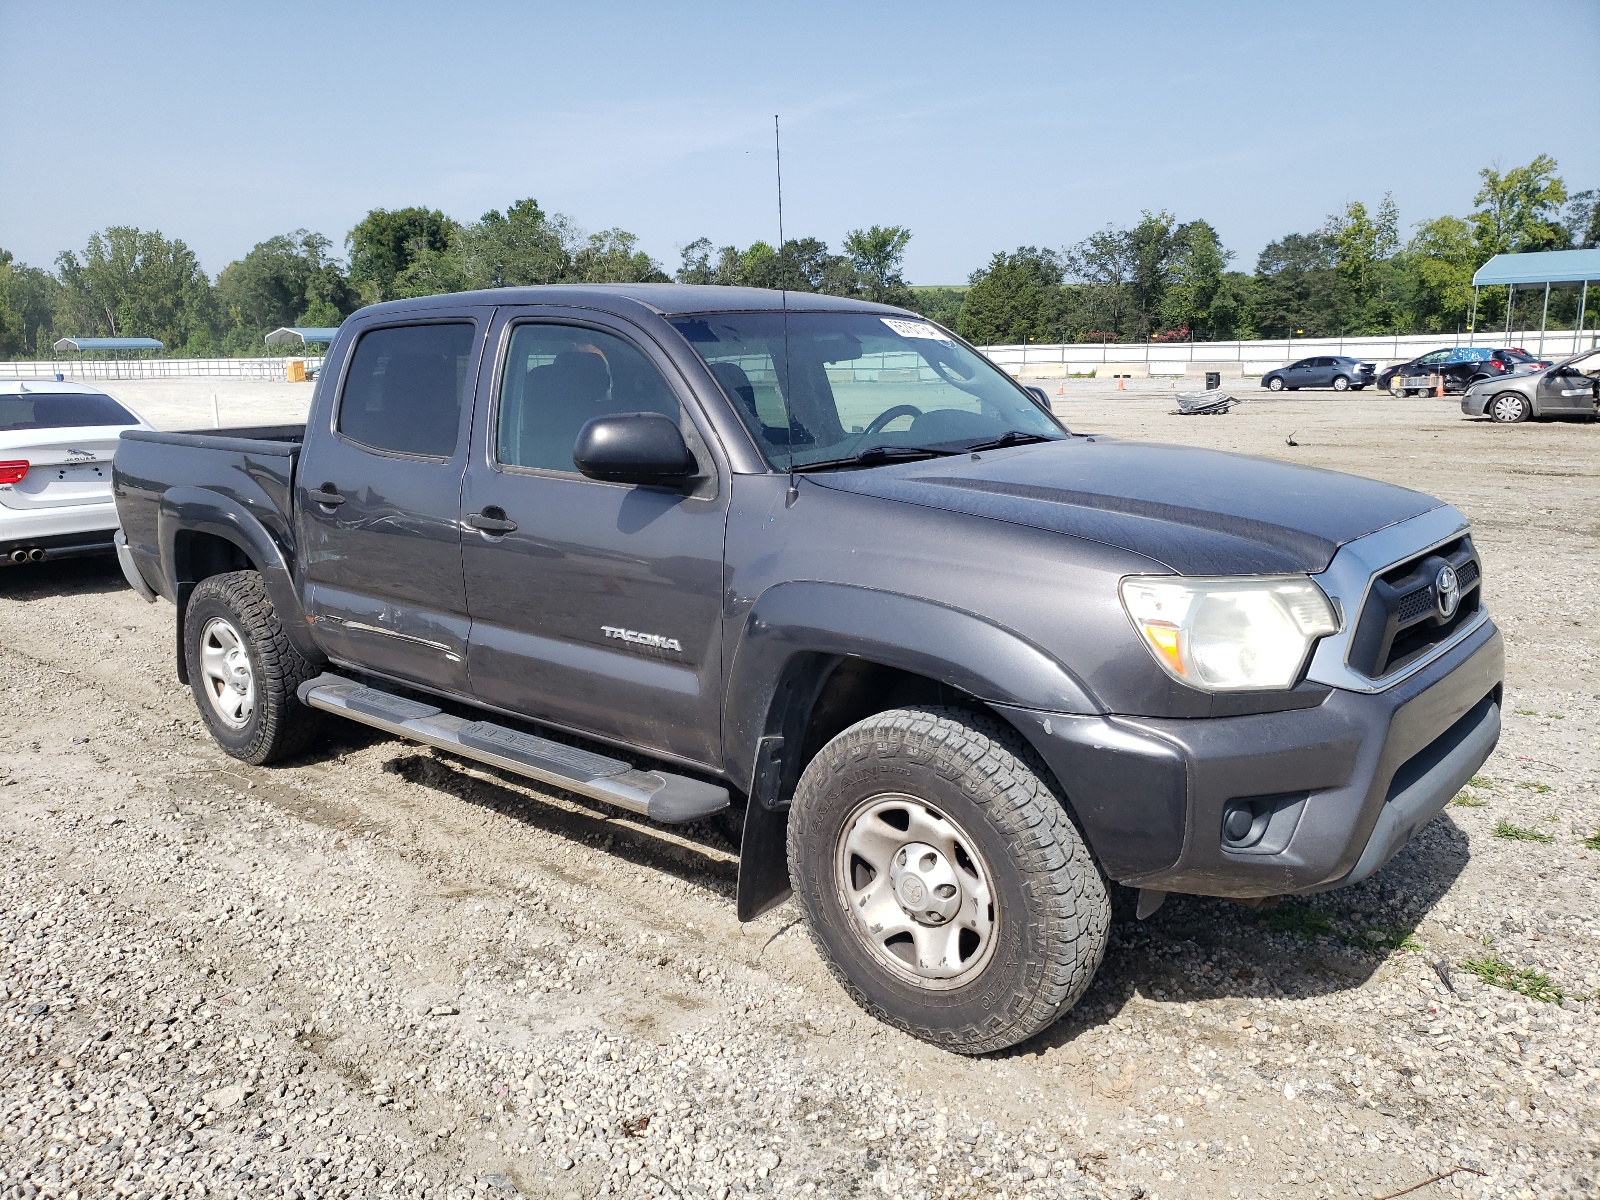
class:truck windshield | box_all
[0,392,138,432]
[668,311,1063,469]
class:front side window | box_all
[496,323,682,472]
[668,311,1062,469]
[337,323,476,457]
[1289,359,1312,369]
[1416,350,1449,366]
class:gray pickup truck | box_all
[113,285,1503,1053]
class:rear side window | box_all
[337,323,476,457]
[0,392,138,432]
[496,323,682,473]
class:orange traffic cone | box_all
[1435,373,1444,398]
[1056,382,1064,395]
[1117,376,1125,391]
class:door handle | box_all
[309,485,346,507]
[467,507,518,534]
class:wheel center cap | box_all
[889,841,963,925]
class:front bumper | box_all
[1460,390,1494,416]
[999,617,1503,898]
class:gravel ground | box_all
[1,382,1596,1200]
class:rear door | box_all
[460,308,730,768]
[296,314,486,694]
[1308,357,1336,387]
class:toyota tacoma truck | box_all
[113,285,1503,1054]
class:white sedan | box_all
[1,380,152,567]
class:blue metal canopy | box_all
[1472,249,1600,287]
[264,326,341,346]
[53,336,164,352]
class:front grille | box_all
[1347,536,1483,679]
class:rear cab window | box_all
[337,323,477,458]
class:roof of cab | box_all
[354,283,915,321]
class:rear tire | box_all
[1332,375,1350,392]
[788,706,1110,1055]
[1489,392,1531,424]
[185,571,322,765]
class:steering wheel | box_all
[863,404,923,436]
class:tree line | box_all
[0,154,1594,358]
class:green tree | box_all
[1403,215,1477,333]
[55,227,217,354]
[1562,189,1599,250]
[216,230,354,352]
[1252,231,1338,338]
[1472,155,1568,257]
[456,199,572,288]
[0,249,62,358]
[346,207,458,303]
[842,225,912,305]
[904,286,966,329]
[1325,195,1401,333]
[567,228,669,283]
[1160,219,1234,338]
[957,247,1063,344]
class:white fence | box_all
[0,356,324,381]
[981,328,1600,377]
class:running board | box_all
[297,674,728,824]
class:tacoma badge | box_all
[602,626,683,652]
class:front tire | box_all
[1489,392,1531,424]
[788,707,1110,1054]
[185,571,322,765]
[1267,376,1285,392]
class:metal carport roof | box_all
[1472,249,1600,287]
[264,326,341,346]
[52,337,165,352]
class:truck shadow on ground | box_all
[0,556,129,600]
[367,743,741,897]
[1018,815,1473,1055]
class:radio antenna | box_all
[776,113,797,502]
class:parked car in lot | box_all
[1260,355,1375,392]
[1,380,151,566]
[1460,348,1600,422]
[1378,347,1549,397]
[114,284,1503,1053]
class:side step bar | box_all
[297,674,729,824]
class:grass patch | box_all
[1467,775,1492,788]
[1450,792,1488,808]
[1514,708,1538,716]
[1583,831,1600,851]
[1362,928,1421,954]
[1517,781,1552,794]
[1493,820,1555,843]
[1261,905,1337,940]
[1458,953,1564,1003]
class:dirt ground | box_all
[1,381,1596,1200]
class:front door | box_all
[460,311,729,768]
[297,316,485,694]
[1536,355,1600,414]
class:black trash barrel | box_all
[1205,371,1221,391]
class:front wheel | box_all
[1489,392,1531,423]
[788,707,1110,1054]
[185,571,322,765]
[1332,375,1350,392]
[1267,376,1285,392]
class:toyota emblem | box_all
[1434,565,1460,619]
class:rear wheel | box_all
[185,571,322,765]
[1489,392,1531,424]
[1332,375,1350,392]
[788,707,1110,1054]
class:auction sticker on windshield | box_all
[881,317,953,342]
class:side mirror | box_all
[573,412,696,485]
[1023,385,1053,413]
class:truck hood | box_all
[806,438,1442,575]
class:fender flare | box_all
[157,486,322,674]
[725,582,1102,919]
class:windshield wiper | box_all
[793,444,963,472]
[962,431,1058,453]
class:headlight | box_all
[1119,575,1339,691]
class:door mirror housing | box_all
[573,412,696,485]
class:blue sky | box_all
[2,0,1595,284]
